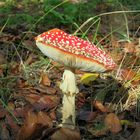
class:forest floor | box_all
[0,1,140,140]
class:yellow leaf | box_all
[80,73,99,85]
[120,120,133,126]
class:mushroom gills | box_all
[36,42,107,72]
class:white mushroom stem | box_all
[60,69,79,127]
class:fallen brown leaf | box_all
[76,93,86,108]
[51,128,81,140]
[32,95,60,111]
[25,94,41,104]
[49,111,56,120]
[93,100,109,113]
[76,97,86,108]
[13,107,29,118]
[17,123,47,140]
[119,68,136,81]
[38,95,60,109]
[104,113,122,133]
[35,85,57,95]
[16,111,38,140]
[51,61,62,67]
[37,111,53,127]
[78,110,98,122]
[40,72,51,86]
[33,102,49,111]
[16,110,53,140]
[5,114,20,132]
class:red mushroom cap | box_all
[35,28,116,72]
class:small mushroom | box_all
[35,28,116,128]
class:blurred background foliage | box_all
[0,0,140,33]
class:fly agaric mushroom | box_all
[35,28,116,128]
